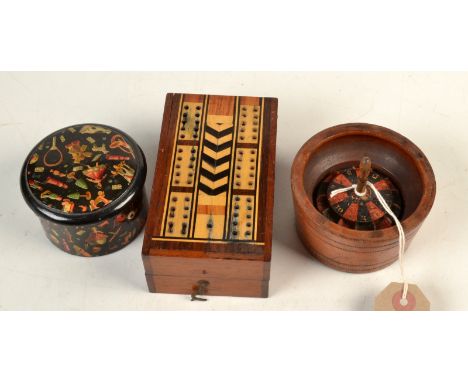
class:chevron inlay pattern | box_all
[198,115,233,196]
[159,95,264,243]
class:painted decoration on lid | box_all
[25,124,139,214]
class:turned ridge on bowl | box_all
[291,123,436,273]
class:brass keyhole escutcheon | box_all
[191,280,209,301]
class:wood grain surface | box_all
[291,123,436,273]
[142,93,277,297]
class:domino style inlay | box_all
[156,95,264,243]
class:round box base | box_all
[40,194,147,257]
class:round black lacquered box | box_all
[20,123,147,257]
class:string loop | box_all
[330,182,408,299]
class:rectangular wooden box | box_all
[142,93,278,298]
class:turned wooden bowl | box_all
[291,123,436,273]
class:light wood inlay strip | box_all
[189,96,209,237]
[160,96,183,235]
[151,237,265,245]
[254,98,265,240]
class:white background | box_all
[0,71,465,310]
[1,1,468,381]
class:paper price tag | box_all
[374,282,430,311]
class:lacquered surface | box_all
[20,123,148,256]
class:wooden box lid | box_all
[142,93,277,297]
